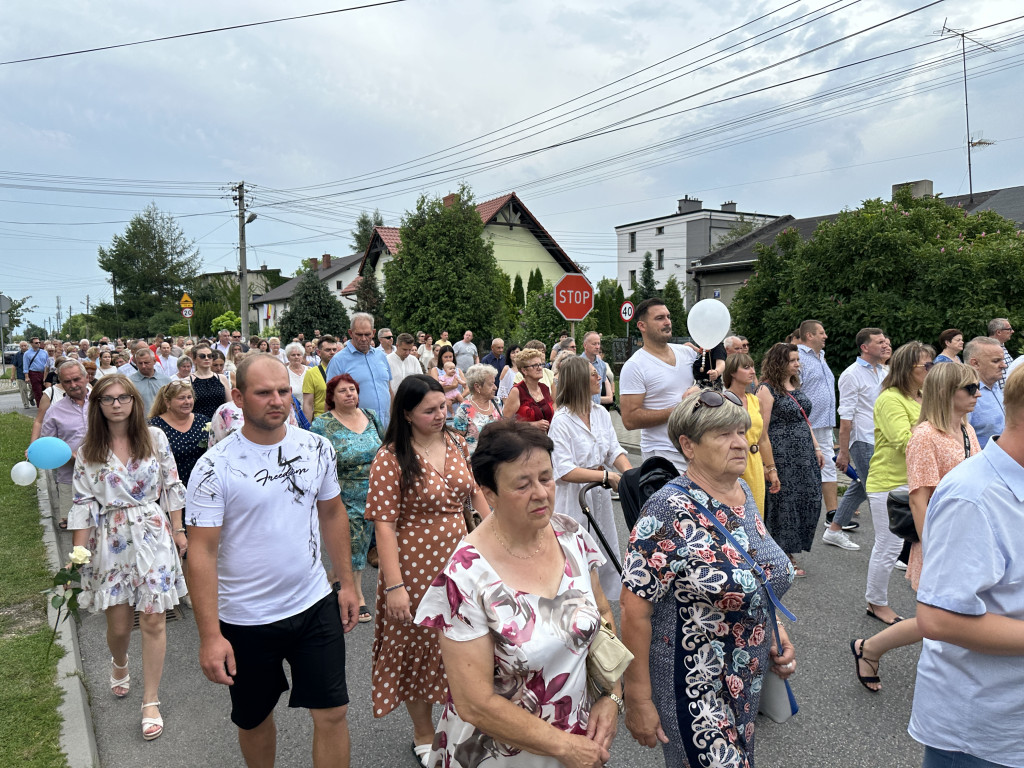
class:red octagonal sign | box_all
[553,274,594,322]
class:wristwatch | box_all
[606,692,625,714]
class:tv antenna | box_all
[937,19,997,203]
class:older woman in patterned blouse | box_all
[621,390,795,767]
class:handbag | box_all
[680,490,799,723]
[446,433,479,532]
[886,489,918,543]
[586,619,634,700]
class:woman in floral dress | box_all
[311,373,383,623]
[366,374,491,765]
[621,391,795,768]
[452,363,503,454]
[69,374,188,742]
[416,420,621,768]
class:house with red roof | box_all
[340,192,582,300]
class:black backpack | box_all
[618,456,681,533]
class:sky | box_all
[2,0,1022,335]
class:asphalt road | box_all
[5,392,926,768]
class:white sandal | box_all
[412,742,431,767]
[110,656,130,698]
[142,701,163,741]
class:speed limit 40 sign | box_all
[619,301,634,323]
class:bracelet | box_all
[601,469,610,489]
[174,528,186,533]
[605,692,625,714]
[764,465,776,472]
[384,583,407,594]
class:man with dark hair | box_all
[187,355,359,768]
[387,333,423,394]
[829,327,888,549]
[619,298,697,472]
[797,319,839,523]
[128,347,171,415]
[302,335,340,421]
[23,337,49,406]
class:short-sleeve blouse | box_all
[513,380,553,424]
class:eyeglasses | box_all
[381,335,393,340]
[960,383,980,396]
[1001,327,1014,333]
[913,362,936,371]
[692,389,743,412]
[196,353,213,360]
[231,335,241,339]
[99,394,134,405]
[522,363,543,370]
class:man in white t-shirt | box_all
[619,298,697,472]
[387,333,423,393]
[186,355,359,767]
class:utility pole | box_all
[56,296,63,331]
[234,181,250,340]
[82,294,90,340]
[111,276,120,339]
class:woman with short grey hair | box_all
[453,363,502,454]
[622,390,795,767]
[284,342,308,398]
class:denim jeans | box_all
[923,746,1012,768]
[833,440,873,527]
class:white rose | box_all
[69,546,92,566]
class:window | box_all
[656,249,664,270]
[628,232,636,252]
[656,226,665,235]
[629,270,637,288]
[336,281,344,289]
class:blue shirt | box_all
[909,437,1024,765]
[325,344,393,428]
[797,344,835,428]
[969,381,1004,448]
[582,353,608,405]
[23,345,49,374]
[481,352,505,387]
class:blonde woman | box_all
[724,353,779,516]
[851,362,980,692]
[548,355,631,601]
[69,375,187,741]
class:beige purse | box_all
[586,620,634,698]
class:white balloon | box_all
[11,461,38,486]
[686,299,732,349]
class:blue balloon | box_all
[27,436,73,470]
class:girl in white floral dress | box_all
[69,375,188,742]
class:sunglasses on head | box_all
[692,389,743,412]
[960,383,980,396]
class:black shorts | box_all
[219,592,349,730]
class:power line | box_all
[0,0,411,66]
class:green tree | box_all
[97,204,200,338]
[614,284,627,336]
[630,252,659,304]
[519,282,567,347]
[730,188,1024,368]
[1,296,35,332]
[383,184,509,341]
[351,209,384,254]
[23,322,47,340]
[714,214,762,250]
[512,273,526,309]
[594,278,619,337]
[209,310,242,333]
[662,275,685,330]
[354,270,388,329]
[527,267,544,296]
[278,270,350,342]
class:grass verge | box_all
[0,412,68,768]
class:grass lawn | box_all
[0,412,68,768]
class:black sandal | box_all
[850,639,881,693]
[866,606,903,626]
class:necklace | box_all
[413,435,444,455]
[491,520,545,560]
[471,396,493,413]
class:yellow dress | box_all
[741,393,766,516]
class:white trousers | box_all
[865,487,906,606]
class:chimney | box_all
[892,179,934,199]
[721,201,737,212]
[260,264,267,271]
[677,195,702,214]
[442,193,457,208]
[321,253,331,270]
[308,258,319,272]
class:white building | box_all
[615,196,776,305]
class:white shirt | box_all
[836,357,887,445]
[619,343,697,462]
[387,350,423,393]
[185,425,341,625]
[156,355,177,377]
[548,404,626,601]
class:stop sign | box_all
[553,274,594,322]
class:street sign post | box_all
[553,274,594,341]
[179,293,193,309]
[181,308,194,318]
[180,295,194,337]
[619,300,634,339]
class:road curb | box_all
[38,479,100,768]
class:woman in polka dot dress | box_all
[366,374,490,766]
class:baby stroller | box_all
[576,456,680,576]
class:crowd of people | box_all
[23,305,1023,768]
